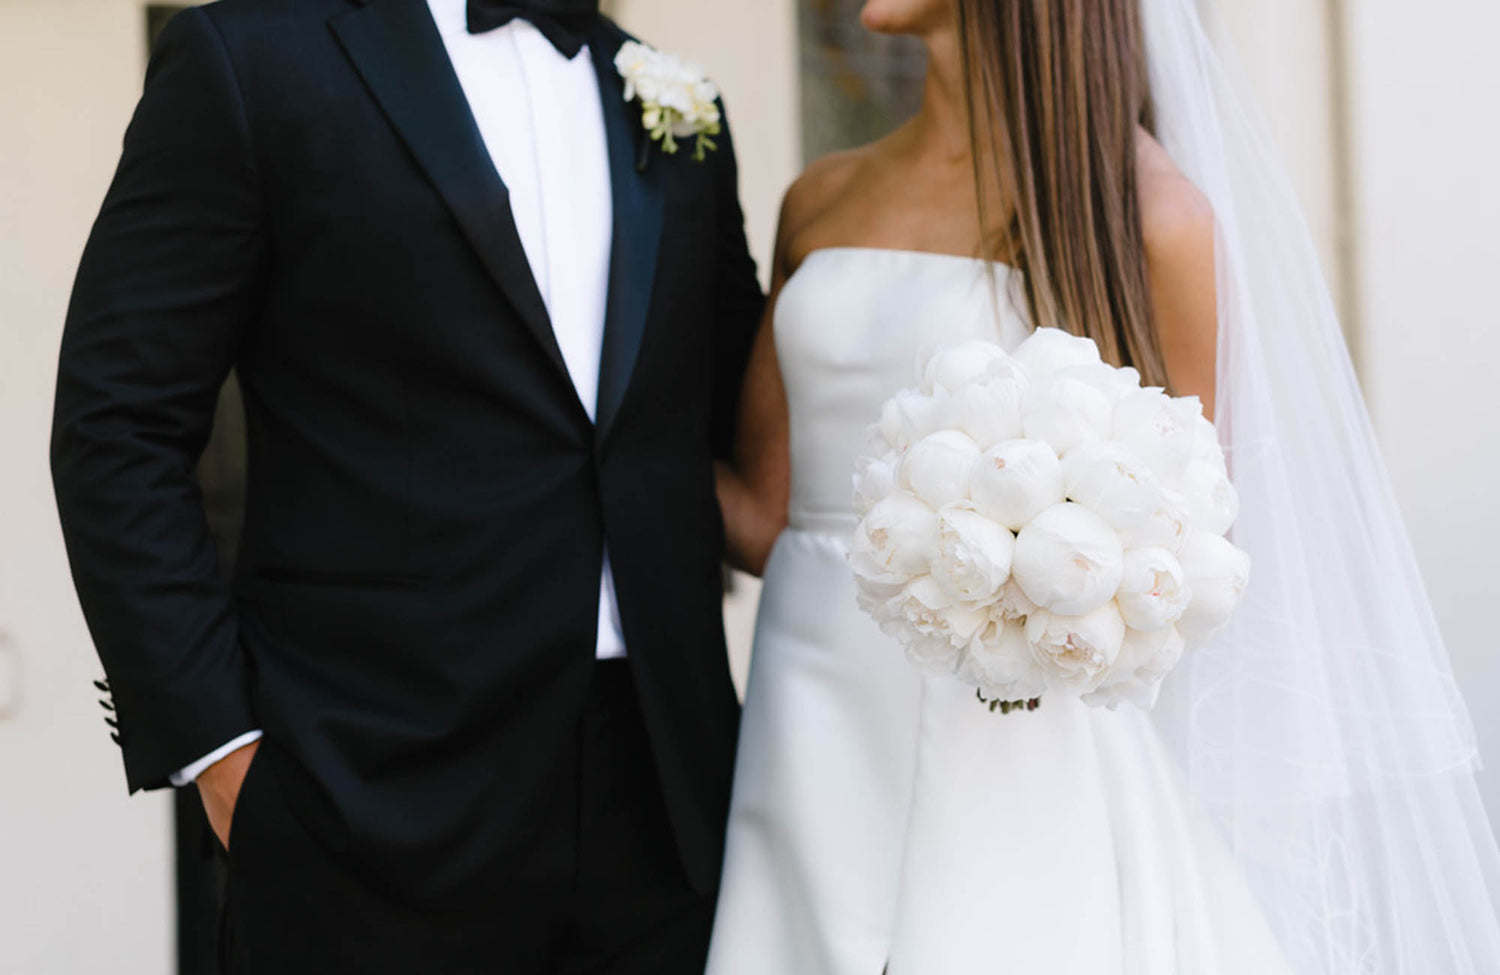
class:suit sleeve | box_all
[708,103,768,462]
[51,7,266,792]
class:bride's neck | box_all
[905,26,972,166]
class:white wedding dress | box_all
[704,246,1291,975]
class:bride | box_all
[705,0,1500,972]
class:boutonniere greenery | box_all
[614,41,722,164]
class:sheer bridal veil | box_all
[1142,0,1500,969]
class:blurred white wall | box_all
[1340,0,1500,815]
[0,4,176,974]
[1209,0,1351,324]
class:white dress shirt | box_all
[430,3,624,660]
[172,2,624,786]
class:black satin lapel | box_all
[590,25,665,441]
[329,0,572,387]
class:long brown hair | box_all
[957,0,1168,387]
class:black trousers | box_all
[219,661,716,974]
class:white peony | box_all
[1011,326,1103,378]
[902,630,966,674]
[853,452,900,518]
[880,575,988,674]
[1022,376,1114,455]
[931,504,1015,605]
[1175,531,1252,645]
[849,493,939,583]
[922,341,1021,395]
[875,388,944,452]
[1190,413,1226,464]
[963,620,1048,699]
[993,578,1039,624]
[1062,440,1190,552]
[1126,624,1187,683]
[969,439,1066,531]
[1115,547,1190,631]
[1026,603,1127,695]
[1113,387,1206,482]
[1055,361,1143,405]
[900,430,981,509]
[1011,502,1125,616]
[1082,625,1185,710]
[941,377,1027,448]
[1177,457,1240,535]
[851,331,1246,714]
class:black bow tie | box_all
[466,0,601,59]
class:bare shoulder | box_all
[774,145,875,275]
[784,147,866,218]
[1135,130,1215,269]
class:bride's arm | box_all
[717,222,793,577]
[1138,132,1219,419]
[719,153,868,575]
[717,307,788,577]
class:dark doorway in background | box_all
[799,0,927,163]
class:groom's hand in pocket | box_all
[197,740,261,852]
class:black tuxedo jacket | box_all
[52,0,762,906]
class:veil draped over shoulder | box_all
[1143,0,1500,968]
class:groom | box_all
[50,0,762,970]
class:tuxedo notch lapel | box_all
[590,25,665,441]
[330,0,575,391]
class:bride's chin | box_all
[859,0,947,36]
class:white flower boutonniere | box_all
[614,40,722,163]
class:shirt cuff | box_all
[168,730,264,787]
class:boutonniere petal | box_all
[614,41,722,163]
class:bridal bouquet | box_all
[849,329,1249,712]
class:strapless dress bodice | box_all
[773,247,1032,535]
